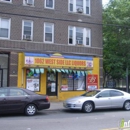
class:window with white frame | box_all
[68,26,91,46]
[0,18,10,39]
[23,0,34,6]
[44,23,54,43]
[45,0,54,9]
[69,0,90,15]
[22,20,33,41]
[0,0,12,3]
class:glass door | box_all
[0,69,3,87]
[46,71,57,96]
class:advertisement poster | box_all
[26,79,40,91]
[61,85,68,91]
[86,75,98,91]
[51,83,56,92]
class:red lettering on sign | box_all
[35,58,44,64]
[45,59,55,64]
[57,60,64,65]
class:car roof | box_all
[0,87,24,89]
[90,88,126,92]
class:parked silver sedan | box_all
[63,89,130,113]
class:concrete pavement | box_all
[48,101,64,111]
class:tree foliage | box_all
[103,0,130,86]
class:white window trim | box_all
[68,26,91,47]
[0,0,12,3]
[23,0,35,6]
[44,22,54,43]
[86,28,91,47]
[68,0,91,15]
[22,20,33,41]
[0,18,11,40]
[45,0,55,9]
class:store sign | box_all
[25,56,93,69]
[86,75,98,91]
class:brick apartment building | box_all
[0,0,102,100]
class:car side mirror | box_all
[96,95,102,98]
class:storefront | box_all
[18,53,100,101]
[0,54,9,87]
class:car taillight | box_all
[46,96,49,102]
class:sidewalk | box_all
[49,101,64,111]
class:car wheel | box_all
[25,104,37,116]
[124,101,130,111]
[82,101,93,113]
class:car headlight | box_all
[73,100,81,103]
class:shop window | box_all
[0,54,8,87]
[61,72,85,91]
[74,73,85,90]
[26,69,40,92]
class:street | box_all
[0,103,130,130]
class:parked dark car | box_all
[0,87,50,116]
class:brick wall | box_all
[9,52,18,86]
[0,0,103,86]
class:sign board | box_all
[24,53,93,69]
[26,79,40,91]
[86,75,98,91]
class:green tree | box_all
[103,0,130,88]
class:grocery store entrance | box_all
[46,71,58,96]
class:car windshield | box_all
[81,90,100,97]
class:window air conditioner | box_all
[77,40,83,45]
[26,0,33,5]
[77,8,83,13]
[23,35,31,41]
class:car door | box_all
[110,90,125,108]
[0,88,8,113]
[94,90,112,109]
[6,88,30,112]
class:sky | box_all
[102,0,110,6]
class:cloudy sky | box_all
[102,0,110,5]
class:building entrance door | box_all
[46,71,57,96]
[0,69,3,87]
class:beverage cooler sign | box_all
[86,75,98,91]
